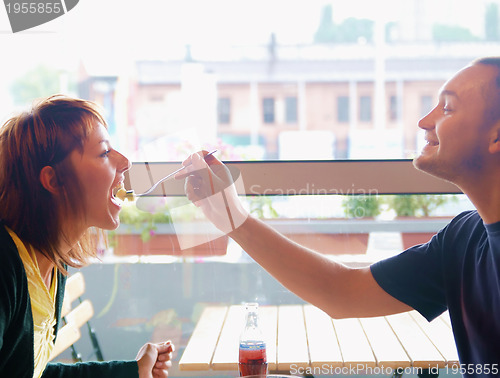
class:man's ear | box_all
[489,121,500,154]
[40,166,60,194]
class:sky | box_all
[1,0,495,58]
[0,0,328,108]
[0,0,497,91]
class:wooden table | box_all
[179,304,459,375]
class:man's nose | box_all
[417,108,436,130]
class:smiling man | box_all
[180,57,500,374]
[370,57,500,367]
[414,59,500,213]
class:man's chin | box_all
[413,155,440,178]
[413,155,457,186]
[412,154,427,172]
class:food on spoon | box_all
[114,183,136,201]
[124,190,136,201]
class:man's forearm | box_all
[229,216,360,317]
[229,216,412,318]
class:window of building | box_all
[149,94,164,102]
[285,96,297,124]
[218,97,231,124]
[263,97,275,124]
[420,95,434,118]
[359,96,372,122]
[389,95,399,121]
[337,96,349,123]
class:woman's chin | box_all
[94,212,121,231]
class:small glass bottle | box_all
[238,303,268,377]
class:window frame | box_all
[126,159,461,197]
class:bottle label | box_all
[239,341,266,350]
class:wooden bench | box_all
[50,272,103,362]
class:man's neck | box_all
[457,178,500,224]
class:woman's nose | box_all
[115,151,131,172]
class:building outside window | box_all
[217,97,231,124]
[263,97,275,124]
[285,96,297,124]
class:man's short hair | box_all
[474,56,500,123]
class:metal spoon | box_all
[121,150,218,199]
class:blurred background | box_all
[2,0,499,162]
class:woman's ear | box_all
[40,166,60,194]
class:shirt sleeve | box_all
[43,271,139,378]
[42,360,138,378]
[370,232,448,321]
[0,226,35,377]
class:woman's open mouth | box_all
[111,182,125,205]
[112,182,135,202]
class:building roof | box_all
[135,42,495,84]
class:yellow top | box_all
[7,228,58,378]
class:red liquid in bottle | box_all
[239,341,267,377]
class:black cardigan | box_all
[0,224,139,377]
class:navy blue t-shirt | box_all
[371,210,500,369]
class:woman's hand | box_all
[176,151,248,234]
[136,341,174,378]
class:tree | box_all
[9,65,65,105]
[314,4,374,44]
[485,2,500,41]
[336,17,374,43]
[314,4,336,43]
[432,24,478,42]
